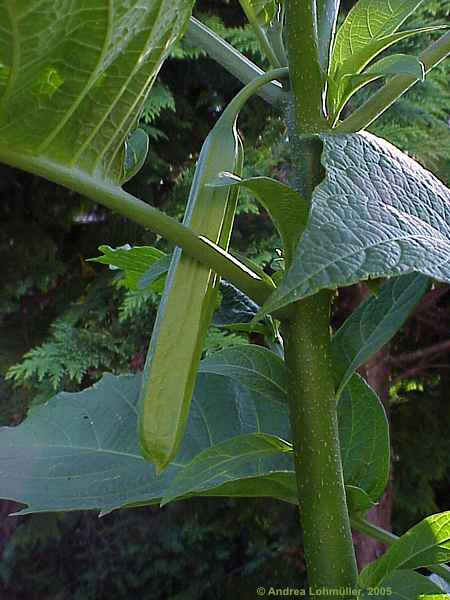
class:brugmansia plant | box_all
[1,0,450,595]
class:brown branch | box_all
[391,339,450,365]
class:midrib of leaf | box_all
[89,1,165,174]
[0,1,20,107]
[82,0,165,177]
[36,1,114,154]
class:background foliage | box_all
[0,1,449,597]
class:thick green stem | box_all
[286,0,329,131]
[282,1,358,589]
[283,293,358,589]
[335,30,450,133]
[185,18,285,106]
[351,517,450,583]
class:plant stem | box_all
[0,149,274,307]
[351,517,450,584]
[286,0,329,131]
[282,1,358,589]
[185,18,285,106]
[283,293,358,589]
[335,30,450,133]
[238,0,282,68]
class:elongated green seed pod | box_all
[138,120,242,472]
[138,69,288,473]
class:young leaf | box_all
[359,512,450,587]
[332,273,430,395]
[161,433,293,506]
[123,129,149,183]
[209,173,309,264]
[330,54,426,122]
[360,570,447,599]
[0,0,195,185]
[260,132,450,316]
[330,0,425,79]
[89,245,166,291]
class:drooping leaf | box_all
[359,512,450,587]
[213,281,260,325]
[330,1,425,78]
[0,346,389,514]
[88,244,166,291]
[261,132,450,316]
[361,570,446,599]
[330,54,426,121]
[365,54,426,80]
[161,433,293,505]
[332,273,430,395]
[0,0,195,185]
[123,128,149,182]
[210,173,308,263]
[338,375,389,502]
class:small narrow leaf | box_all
[330,54,427,121]
[359,512,450,587]
[161,433,293,505]
[210,173,308,263]
[365,54,426,80]
[332,273,430,395]
[261,132,450,316]
[123,129,149,182]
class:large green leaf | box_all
[0,346,389,514]
[330,0,424,78]
[361,570,446,599]
[209,173,308,263]
[332,273,430,395]
[0,0,194,184]
[359,512,450,587]
[261,132,450,316]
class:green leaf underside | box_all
[0,346,389,514]
[210,173,309,262]
[0,0,194,184]
[359,512,450,587]
[261,132,450,316]
[89,245,166,290]
[330,0,424,78]
[332,273,430,395]
[361,570,446,599]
